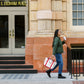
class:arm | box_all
[53,37,59,55]
[62,36,66,45]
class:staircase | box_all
[0,57,37,73]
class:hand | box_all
[52,55,55,57]
[51,55,55,59]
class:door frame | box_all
[12,11,28,55]
[0,11,28,55]
[0,12,12,55]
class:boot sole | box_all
[58,77,66,79]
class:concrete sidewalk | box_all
[0,73,83,84]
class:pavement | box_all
[0,73,83,84]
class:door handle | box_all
[9,30,11,38]
[12,29,15,38]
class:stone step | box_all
[0,64,33,69]
[0,57,25,60]
[0,60,25,64]
[0,68,37,74]
[0,56,37,73]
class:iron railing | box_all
[67,47,84,80]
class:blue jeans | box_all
[51,53,63,74]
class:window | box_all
[72,0,84,26]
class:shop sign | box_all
[0,0,26,7]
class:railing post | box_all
[70,48,84,80]
[67,47,72,77]
[76,50,78,80]
[83,49,84,76]
[73,49,74,78]
[79,50,80,77]
[71,49,72,79]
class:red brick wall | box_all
[25,38,34,65]
[25,37,67,72]
[25,37,84,72]
[67,38,84,48]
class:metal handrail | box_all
[67,48,83,80]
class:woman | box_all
[46,29,66,79]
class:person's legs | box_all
[51,63,59,71]
[51,54,59,71]
[46,54,59,78]
[57,54,66,78]
[57,54,63,74]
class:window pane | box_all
[78,20,82,25]
[82,12,84,18]
[78,0,82,3]
[15,15,25,48]
[82,20,84,25]
[73,12,77,18]
[73,0,77,3]
[78,12,82,18]
[73,19,77,25]
[78,4,82,10]
[0,16,9,48]
[83,5,84,10]
[72,1,84,26]
[73,4,77,10]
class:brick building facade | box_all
[0,0,84,73]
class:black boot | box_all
[58,74,66,79]
[46,69,51,78]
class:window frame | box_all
[67,0,84,31]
